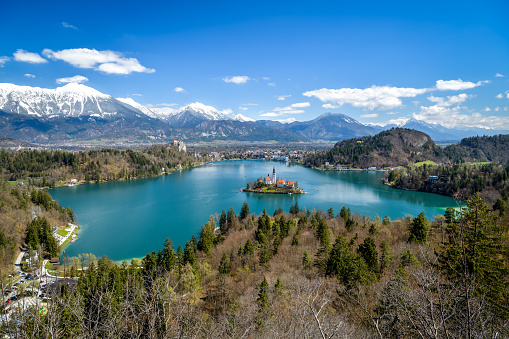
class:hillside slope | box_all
[303,128,449,168]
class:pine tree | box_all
[358,236,379,276]
[327,207,335,218]
[219,209,227,233]
[291,233,299,246]
[244,239,254,256]
[274,277,284,298]
[408,211,430,243]
[302,251,311,268]
[256,277,272,328]
[240,201,250,220]
[379,240,393,274]
[439,193,509,318]
[197,222,215,254]
[183,241,196,267]
[218,253,231,276]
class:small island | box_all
[242,167,306,194]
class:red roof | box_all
[265,176,271,181]
[277,179,285,183]
[288,181,294,185]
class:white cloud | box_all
[495,73,504,77]
[262,77,270,80]
[427,93,471,107]
[62,22,78,30]
[322,103,341,109]
[435,79,488,91]
[239,107,248,111]
[495,106,501,112]
[24,74,35,78]
[303,85,428,110]
[132,93,143,97]
[276,95,291,101]
[268,82,276,86]
[483,107,492,112]
[505,107,509,111]
[243,103,258,106]
[174,87,185,93]
[42,48,155,75]
[414,105,509,129]
[360,113,378,118]
[222,108,233,115]
[222,75,250,84]
[507,93,509,99]
[262,102,310,117]
[56,75,89,84]
[386,111,398,115]
[496,93,504,99]
[13,49,47,64]
[0,56,10,67]
[290,102,310,108]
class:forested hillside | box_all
[383,163,509,203]
[0,144,207,187]
[0,181,74,276]
[445,134,509,165]
[7,195,508,337]
[304,129,509,169]
[303,128,448,168]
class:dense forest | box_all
[0,181,74,277]
[304,129,509,168]
[303,128,449,168]
[4,195,508,338]
[383,163,509,203]
[0,144,208,187]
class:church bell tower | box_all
[272,167,276,184]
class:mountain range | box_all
[0,83,505,144]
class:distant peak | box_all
[233,113,255,122]
[56,83,108,97]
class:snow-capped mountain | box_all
[0,83,140,119]
[233,113,255,122]
[165,102,230,128]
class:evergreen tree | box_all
[274,277,284,298]
[340,206,349,220]
[219,209,227,233]
[256,277,272,328]
[239,201,250,220]
[302,251,311,268]
[183,241,196,267]
[259,246,271,266]
[316,219,331,247]
[439,193,509,318]
[161,240,176,272]
[291,233,299,246]
[197,222,215,254]
[326,235,370,288]
[400,249,419,268]
[218,253,231,276]
[244,239,254,256]
[358,237,379,276]
[408,211,430,243]
[379,240,393,274]
[227,207,236,229]
[327,207,335,218]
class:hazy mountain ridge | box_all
[0,82,504,144]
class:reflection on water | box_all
[49,160,457,261]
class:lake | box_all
[49,160,457,261]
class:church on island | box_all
[245,167,303,194]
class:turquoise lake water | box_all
[48,160,457,261]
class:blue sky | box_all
[1,0,509,129]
